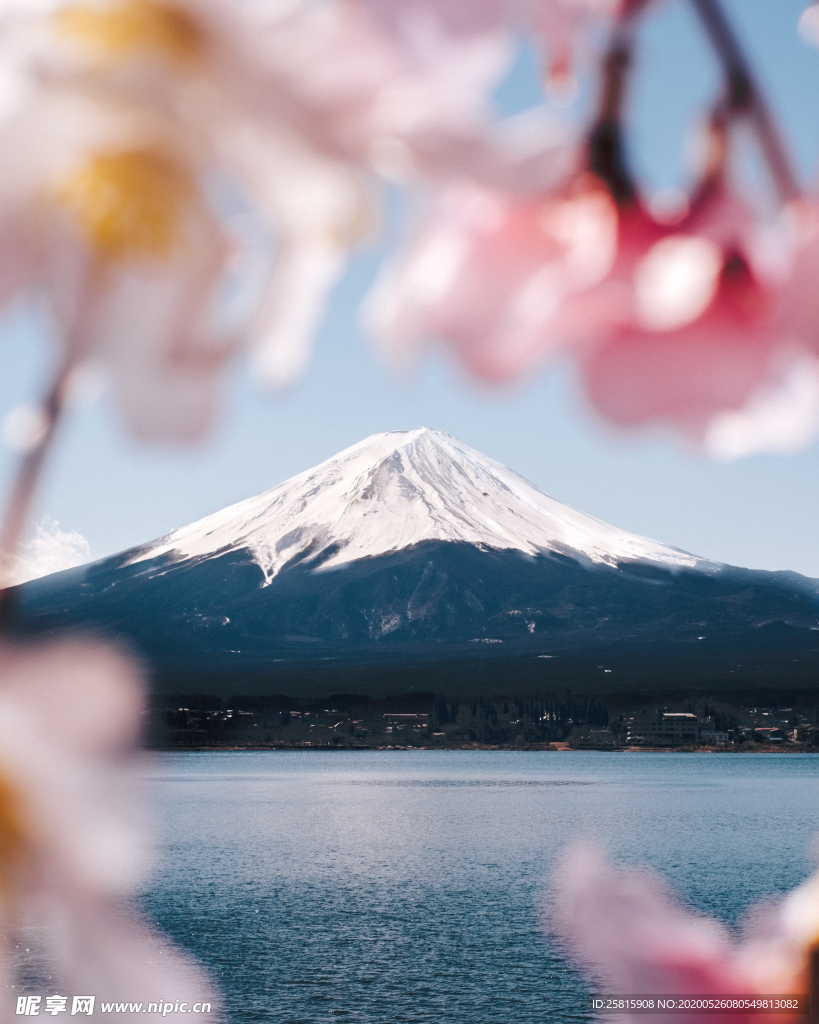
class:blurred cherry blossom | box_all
[0,2,379,439]
[580,243,779,434]
[0,0,814,450]
[588,193,819,450]
[359,0,654,84]
[367,170,611,382]
[0,0,548,440]
[798,4,819,47]
[369,113,776,436]
[0,638,216,1020]
[702,354,819,458]
[0,93,236,440]
[552,844,815,1024]
[535,0,654,82]
[368,0,819,456]
[777,200,819,353]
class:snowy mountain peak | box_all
[131,429,708,581]
[329,427,461,464]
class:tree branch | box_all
[0,352,75,629]
[689,0,800,203]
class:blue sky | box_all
[2,0,819,576]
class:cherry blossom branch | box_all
[587,20,640,203]
[689,0,801,203]
[0,351,75,627]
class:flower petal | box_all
[251,237,344,390]
[581,252,777,432]
[367,176,615,380]
[46,896,217,1021]
[552,845,752,1021]
[0,639,148,895]
[701,355,819,458]
[71,204,233,442]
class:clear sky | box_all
[2,0,818,578]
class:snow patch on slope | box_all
[129,428,708,580]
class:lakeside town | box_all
[152,692,819,751]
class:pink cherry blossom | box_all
[0,639,217,1019]
[0,0,575,438]
[776,200,819,355]
[580,244,780,434]
[689,200,819,455]
[798,4,819,47]
[552,844,808,1024]
[0,91,240,442]
[356,0,511,44]
[534,0,653,81]
[358,0,656,84]
[368,160,716,382]
[0,0,811,458]
[368,169,619,381]
[701,353,819,458]
[575,188,819,443]
[0,0,388,433]
[369,121,805,450]
[691,199,819,455]
[353,0,512,99]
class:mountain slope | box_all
[17,429,819,696]
[126,428,707,579]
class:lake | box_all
[144,751,819,1023]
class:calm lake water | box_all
[144,751,819,1023]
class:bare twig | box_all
[689,0,800,203]
[588,20,640,203]
[0,350,76,628]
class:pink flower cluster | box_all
[552,844,819,1024]
[0,639,217,1020]
[368,0,819,456]
[0,0,611,443]
[0,0,812,454]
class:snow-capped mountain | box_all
[130,428,705,580]
[18,429,819,697]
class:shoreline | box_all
[151,743,819,754]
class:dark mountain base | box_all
[15,540,819,701]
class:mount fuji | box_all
[126,427,709,579]
[17,429,819,697]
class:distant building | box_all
[753,726,787,744]
[382,712,430,735]
[570,727,619,749]
[628,711,699,747]
[793,725,817,744]
[699,727,731,747]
